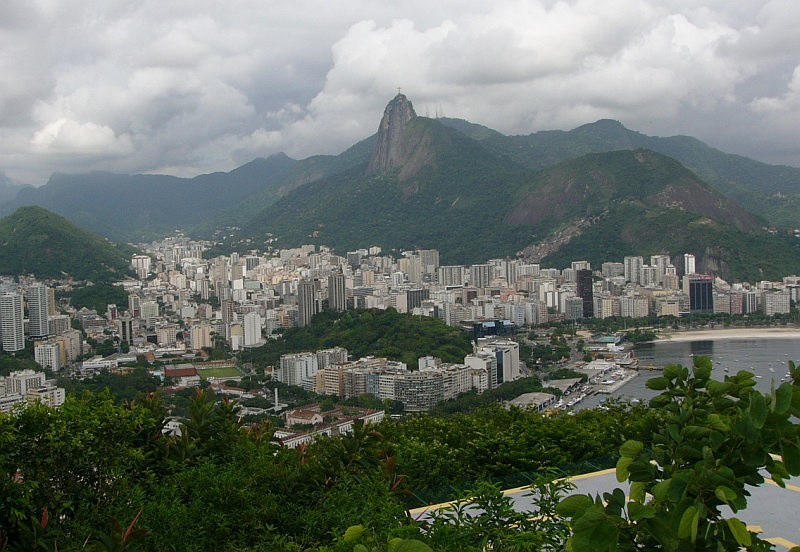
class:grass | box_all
[196,366,241,379]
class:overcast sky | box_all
[1,0,799,185]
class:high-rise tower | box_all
[0,293,25,352]
[298,280,317,327]
[27,285,50,338]
[327,272,346,312]
[576,269,594,318]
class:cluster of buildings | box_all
[275,339,521,412]
[3,235,799,402]
[0,277,83,371]
[0,369,65,413]
[117,241,798,363]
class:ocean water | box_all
[577,337,800,410]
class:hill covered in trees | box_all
[0,206,136,282]
[240,308,474,369]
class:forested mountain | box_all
[440,117,800,227]
[1,154,298,241]
[243,95,537,263]
[240,95,798,280]
[4,95,800,279]
[0,206,136,281]
[0,173,30,205]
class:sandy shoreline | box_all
[655,327,800,343]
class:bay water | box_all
[577,337,800,410]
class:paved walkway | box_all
[409,467,800,549]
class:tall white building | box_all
[438,265,466,287]
[327,272,347,312]
[34,341,62,371]
[623,256,643,284]
[5,369,45,395]
[278,352,319,390]
[469,264,492,288]
[27,285,49,338]
[684,253,696,275]
[0,293,25,352]
[243,312,262,347]
[131,255,151,278]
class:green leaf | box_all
[774,384,793,415]
[646,377,668,391]
[706,413,730,432]
[667,472,691,503]
[781,442,800,475]
[619,440,643,458]
[616,457,633,483]
[707,379,732,397]
[651,479,671,501]
[354,545,369,552]
[388,539,434,552]
[714,486,737,504]
[571,506,619,552]
[693,356,712,380]
[678,505,699,541]
[726,517,752,547]
[663,364,683,380]
[749,393,767,428]
[627,501,656,521]
[630,481,646,503]
[344,524,365,543]
[557,494,594,518]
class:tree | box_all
[557,357,800,551]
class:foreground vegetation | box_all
[1,357,798,550]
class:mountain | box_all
[242,94,537,263]
[2,153,298,241]
[7,94,800,280]
[505,150,797,281]
[0,173,30,206]
[0,206,136,281]
[238,95,798,280]
[439,118,800,227]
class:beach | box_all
[655,327,800,343]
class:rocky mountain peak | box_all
[366,94,417,176]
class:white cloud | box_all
[31,117,133,155]
[1,0,800,184]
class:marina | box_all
[573,335,800,411]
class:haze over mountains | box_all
[2,94,799,281]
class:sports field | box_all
[196,366,241,378]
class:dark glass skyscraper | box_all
[576,269,594,318]
[684,274,714,313]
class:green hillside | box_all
[541,205,800,282]
[0,206,136,281]
[441,118,800,227]
[244,116,537,264]
[3,154,298,241]
[506,150,800,280]
[240,308,473,369]
[242,112,795,280]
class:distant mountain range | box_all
[0,206,136,281]
[2,94,799,281]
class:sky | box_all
[1,0,799,185]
